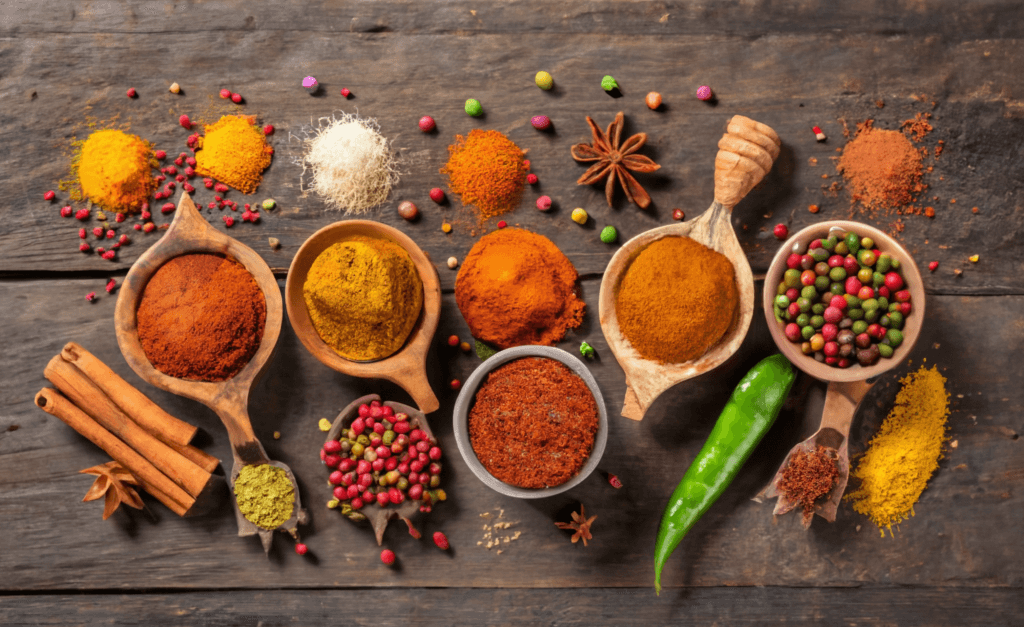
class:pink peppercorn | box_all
[527,173,539,185]
[105,229,115,239]
[823,341,839,357]
[773,223,789,240]
[223,216,234,227]
[143,222,155,233]
[380,549,395,565]
[784,323,801,342]
[823,306,843,324]
[102,250,116,261]
[179,114,191,129]
[133,224,142,231]
[183,183,195,193]
[928,261,939,272]
[340,88,351,98]
[154,150,166,160]
[429,187,445,203]
[92,227,104,237]
[295,543,308,556]
[821,323,838,342]
[118,234,129,245]
[43,190,56,201]
[536,195,552,211]
[85,292,97,302]
[884,272,904,291]
[231,93,242,104]
[126,88,136,98]
[531,115,551,130]
[161,202,175,214]
[114,212,125,223]
[497,221,507,229]
[215,183,229,193]
[78,228,87,239]
[263,124,274,135]
[106,279,117,293]
[219,88,231,99]
[174,156,184,166]
[60,206,73,218]
[79,242,91,253]
[418,115,435,132]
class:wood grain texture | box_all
[1,278,1021,590]
[0,587,1022,626]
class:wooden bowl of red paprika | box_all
[451,345,608,499]
[756,220,926,525]
[285,220,442,414]
[115,192,307,551]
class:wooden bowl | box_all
[762,220,926,382]
[451,345,609,499]
[285,220,441,414]
[599,115,782,420]
[115,192,306,551]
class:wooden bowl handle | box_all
[713,115,782,208]
[387,362,439,415]
[213,392,269,466]
[820,379,874,442]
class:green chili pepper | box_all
[653,353,796,594]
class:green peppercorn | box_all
[864,308,880,323]
[465,98,484,117]
[860,236,874,250]
[862,298,879,312]
[829,281,845,295]
[356,434,370,446]
[852,320,868,335]
[848,308,864,320]
[773,305,783,322]
[784,269,802,288]
[777,282,788,296]
[775,295,790,309]
[796,297,812,313]
[873,271,886,287]
[796,313,811,327]
[801,325,815,340]
[835,241,849,255]
[876,254,892,273]
[844,295,861,308]
[886,329,904,347]
[880,315,891,327]
[397,477,410,491]
[810,315,825,329]
[814,276,830,291]
[823,236,838,251]
[889,302,902,313]
[800,285,817,299]
[877,296,888,310]
[383,430,396,445]
[378,475,389,486]
[845,232,861,253]
[888,311,904,329]
[811,303,826,315]
[878,343,894,358]
[890,257,901,270]
[600,225,618,244]
[858,249,877,266]
[351,442,364,458]
[828,267,846,282]
[857,268,873,283]
[810,248,829,262]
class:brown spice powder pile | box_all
[777,446,840,521]
[468,357,599,489]
[837,120,925,214]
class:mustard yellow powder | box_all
[74,129,158,214]
[233,464,294,530]
[194,115,272,194]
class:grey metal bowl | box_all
[452,345,609,499]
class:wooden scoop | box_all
[114,192,307,552]
[599,115,781,420]
[754,221,927,526]
[285,221,441,414]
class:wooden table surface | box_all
[1,1,1022,625]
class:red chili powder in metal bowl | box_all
[467,357,599,489]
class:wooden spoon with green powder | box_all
[115,192,307,552]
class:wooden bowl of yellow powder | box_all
[286,221,442,413]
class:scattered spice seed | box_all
[925,206,935,218]
[465,98,483,117]
[179,115,192,129]
[536,195,552,211]
[169,83,180,94]
[397,201,419,220]
[460,341,471,352]
[223,216,235,227]
[601,75,619,92]
[340,88,351,98]
[579,341,595,359]
[447,256,458,269]
[645,92,662,110]
[571,208,588,224]
[972,206,979,214]
[155,150,166,160]
[143,223,155,233]
[126,87,137,98]
[535,71,554,91]
[85,292,97,302]
[318,418,332,431]
[448,335,460,347]
[433,531,450,550]
[429,187,445,203]
[672,208,684,220]
[273,431,281,439]
[44,190,55,201]
[969,254,979,263]
[608,474,623,489]
[220,88,231,99]
[161,202,175,214]
[929,261,939,272]
[263,124,274,136]
[497,220,507,229]
[295,543,308,556]
[450,379,461,391]
[441,222,452,233]
[380,549,396,565]
[79,242,91,253]
[268,237,281,249]
[231,93,243,104]
[773,223,789,239]
[808,204,820,214]
[61,206,73,218]
[696,85,713,101]
[118,234,129,245]
[954,268,963,276]
[531,115,551,131]
[419,116,436,132]
[105,279,117,293]
[102,250,116,261]
[526,173,539,185]
[600,225,617,244]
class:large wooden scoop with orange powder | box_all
[599,116,781,420]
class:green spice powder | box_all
[234,464,295,530]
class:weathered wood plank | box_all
[0,28,1020,293]
[1,277,1021,590]
[1,587,1022,627]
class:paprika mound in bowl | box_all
[452,345,608,499]
[763,220,926,381]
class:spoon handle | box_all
[213,393,270,467]
[713,115,781,208]
[819,379,874,447]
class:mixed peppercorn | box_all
[774,229,912,368]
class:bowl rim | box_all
[452,345,609,499]
[763,219,926,382]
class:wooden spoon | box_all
[114,192,307,552]
[599,115,781,420]
[754,221,926,526]
[285,220,441,414]
[324,394,436,544]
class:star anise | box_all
[555,504,597,546]
[80,461,144,520]
[570,111,661,209]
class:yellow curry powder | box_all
[234,464,294,530]
[303,236,423,361]
[195,114,273,194]
[73,129,158,214]
[845,364,950,535]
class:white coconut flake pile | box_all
[302,113,398,213]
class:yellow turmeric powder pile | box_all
[73,129,158,214]
[441,129,527,221]
[195,115,273,194]
[303,236,423,361]
[845,364,950,535]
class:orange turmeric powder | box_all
[615,236,738,364]
[72,129,158,214]
[195,115,273,194]
[441,129,527,221]
[455,229,584,349]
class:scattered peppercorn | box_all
[179,114,192,130]
[419,116,436,132]
[161,202,175,214]
[230,93,242,104]
[531,115,551,131]
[773,223,789,240]
[526,173,539,185]
[465,99,483,117]
[460,341,471,352]
[969,254,979,263]
[143,222,155,233]
[450,379,461,391]
[441,222,452,234]
[608,473,623,489]
[105,278,117,293]
[924,206,935,218]
[696,85,714,101]
[645,92,662,110]
[928,261,939,272]
[600,225,617,244]
[535,71,554,91]
[429,187,445,203]
[433,531,450,550]
[672,208,684,221]
[126,87,137,98]
[579,341,595,359]
[318,418,332,431]
[601,75,619,92]
[448,335,460,347]
[155,150,167,160]
[497,220,507,229]
[79,242,91,253]
[44,190,55,201]
[61,206,73,218]
[397,201,419,220]
[263,124,274,136]
[571,208,588,225]
[261,198,276,211]
[268,237,281,249]
[447,256,458,269]
[536,195,552,212]
[85,292,97,302]
[219,88,231,99]
[295,543,308,555]
[223,216,235,227]
[380,549,396,565]
[169,82,180,94]
[809,204,820,214]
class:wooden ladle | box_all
[114,192,307,552]
[754,221,926,526]
[599,115,781,420]
[285,221,441,414]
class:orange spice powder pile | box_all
[836,120,925,214]
[441,129,527,221]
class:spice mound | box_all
[73,129,158,214]
[845,364,949,534]
[234,463,294,530]
[468,357,599,489]
[303,114,398,214]
[777,446,839,523]
[137,253,266,381]
[837,121,924,213]
[195,115,273,194]
[304,236,423,361]
[615,236,737,364]
[455,229,585,350]
[441,129,527,221]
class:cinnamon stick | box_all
[44,355,213,499]
[35,388,192,516]
[60,342,197,446]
